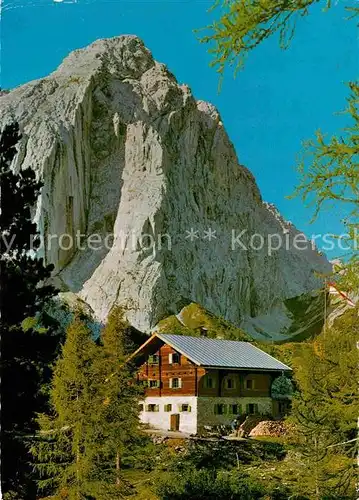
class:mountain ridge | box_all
[0,35,331,341]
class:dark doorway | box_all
[170,413,180,431]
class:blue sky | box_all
[2,0,358,255]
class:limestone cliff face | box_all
[0,36,331,340]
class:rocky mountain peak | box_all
[0,36,331,341]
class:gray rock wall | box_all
[0,36,331,340]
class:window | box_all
[225,378,235,389]
[214,404,227,415]
[149,379,160,388]
[204,375,215,389]
[148,354,159,365]
[164,404,172,412]
[146,404,160,412]
[138,404,144,412]
[246,403,259,415]
[180,404,191,412]
[245,379,255,390]
[229,404,240,415]
[169,378,182,389]
[169,353,180,364]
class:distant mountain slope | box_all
[155,303,250,341]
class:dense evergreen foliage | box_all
[31,308,143,499]
[0,123,61,499]
[94,307,144,490]
[289,308,358,498]
[0,123,55,327]
[156,468,293,500]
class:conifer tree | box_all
[31,310,143,499]
[31,318,101,499]
[200,1,357,77]
[0,123,55,327]
[0,122,60,498]
[94,307,143,491]
[290,308,358,498]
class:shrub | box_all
[156,469,293,500]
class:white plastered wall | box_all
[140,396,198,434]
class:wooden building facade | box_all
[130,333,292,434]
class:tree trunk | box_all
[76,395,81,500]
[314,436,320,500]
[116,451,121,486]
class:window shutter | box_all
[169,378,173,388]
[178,378,182,388]
[156,380,161,388]
[223,405,228,414]
[169,353,173,364]
[246,404,250,414]
[246,379,255,390]
[188,405,191,412]
[155,405,159,412]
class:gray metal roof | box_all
[156,334,291,371]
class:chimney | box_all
[200,327,208,337]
